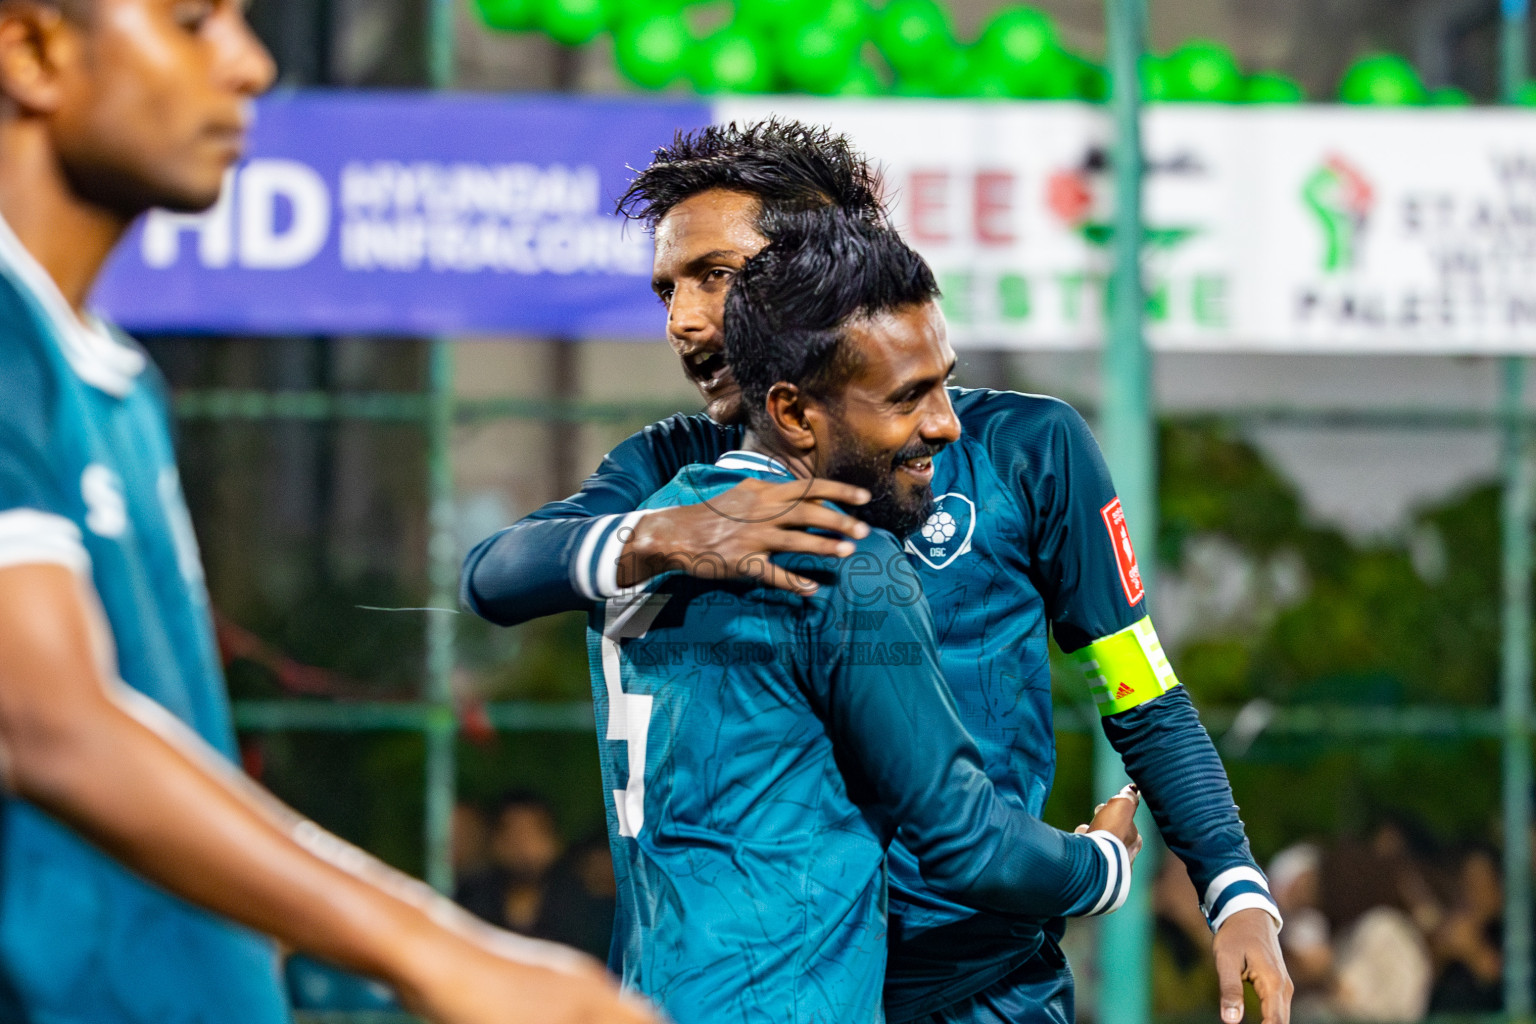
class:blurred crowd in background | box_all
[451,793,617,961]
[438,794,1512,1023]
[1154,819,1509,1023]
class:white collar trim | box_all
[0,210,144,398]
[715,450,794,478]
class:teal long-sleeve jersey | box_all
[464,389,1279,1019]
[0,215,288,1021]
[592,451,1129,1024]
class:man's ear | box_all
[765,382,816,454]
[0,3,73,115]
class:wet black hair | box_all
[724,206,940,435]
[615,117,887,231]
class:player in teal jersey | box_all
[462,121,1292,1024]
[592,207,1142,1024]
[0,2,654,1022]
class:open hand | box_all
[1213,907,1292,1024]
[617,477,872,593]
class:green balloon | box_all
[1429,85,1472,106]
[607,0,661,23]
[734,0,815,34]
[692,27,775,93]
[1140,54,1171,101]
[781,19,860,93]
[1167,40,1242,102]
[477,0,540,30]
[892,63,961,96]
[976,6,1057,67]
[1517,81,1536,105]
[1244,71,1305,103]
[540,0,609,46]
[954,51,1018,99]
[1012,48,1082,98]
[823,0,871,36]
[1339,53,1428,105]
[832,62,887,96]
[912,44,967,96]
[1072,56,1109,102]
[613,13,692,89]
[875,0,954,80]
[1034,52,1096,100]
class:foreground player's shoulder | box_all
[641,461,741,511]
[0,281,76,549]
[631,411,741,470]
[800,525,923,620]
[576,411,739,511]
[836,522,908,567]
[950,386,1095,453]
[950,386,1108,490]
[0,281,62,435]
[104,323,159,386]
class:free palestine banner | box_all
[721,99,1536,353]
[94,92,1536,353]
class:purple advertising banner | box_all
[91,92,712,337]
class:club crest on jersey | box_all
[905,493,976,570]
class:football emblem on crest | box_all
[905,493,977,570]
[921,510,957,544]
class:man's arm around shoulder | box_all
[462,414,871,625]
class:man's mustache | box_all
[890,440,948,467]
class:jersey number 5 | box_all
[599,593,671,838]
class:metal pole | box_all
[423,340,458,895]
[1501,358,1532,1022]
[1503,0,1530,103]
[422,0,457,895]
[1501,3,1532,1016]
[428,0,456,97]
[1097,0,1153,1022]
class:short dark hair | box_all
[724,207,940,435]
[615,117,887,231]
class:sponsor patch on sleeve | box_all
[1100,497,1145,607]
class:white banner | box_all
[717,100,1536,354]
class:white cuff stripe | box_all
[1209,892,1283,933]
[1085,834,1116,915]
[574,514,624,602]
[1085,831,1126,916]
[1203,865,1270,915]
[593,510,653,600]
[0,510,89,573]
[1107,834,1132,914]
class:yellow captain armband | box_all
[1071,617,1182,717]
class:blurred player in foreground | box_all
[462,120,1292,1024]
[0,1,654,1021]
[589,206,1142,1024]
